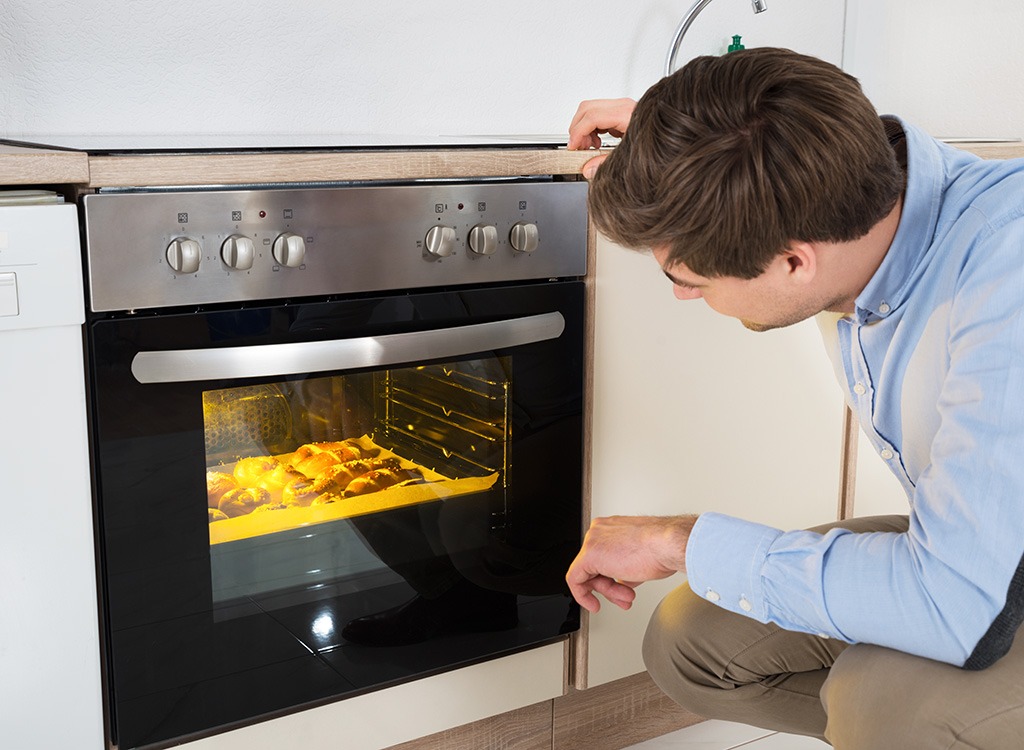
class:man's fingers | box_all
[589,576,637,610]
[567,98,636,151]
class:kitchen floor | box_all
[624,720,829,749]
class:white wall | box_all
[844,0,1024,138]
[0,0,844,138]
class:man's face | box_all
[651,245,834,332]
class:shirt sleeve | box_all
[687,217,1024,668]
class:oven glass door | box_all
[88,281,584,749]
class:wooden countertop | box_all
[951,141,1024,160]
[2,139,1023,189]
[0,143,598,187]
[85,147,600,187]
[0,144,89,185]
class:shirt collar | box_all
[853,116,945,324]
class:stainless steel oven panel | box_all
[82,180,587,312]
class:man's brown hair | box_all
[588,47,904,279]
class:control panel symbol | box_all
[231,211,242,222]
[177,212,189,224]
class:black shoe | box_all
[342,584,518,647]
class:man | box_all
[565,47,1024,748]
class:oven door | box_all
[87,281,584,749]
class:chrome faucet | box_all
[664,0,768,77]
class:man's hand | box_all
[567,98,636,149]
[567,97,637,179]
[566,514,697,613]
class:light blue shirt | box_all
[685,117,1024,668]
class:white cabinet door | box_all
[586,237,846,686]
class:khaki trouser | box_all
[642,515,1024,749]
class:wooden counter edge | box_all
[87,148,606,187]
[950,141,1024,160]
[0,145,90,185]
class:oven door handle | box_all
[130,311,566,384]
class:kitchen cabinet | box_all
[582,235,846,686]
[0,201,103,750]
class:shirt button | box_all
[878,302,891,314]
[817,632,830,640]
[881,449,894,460]
[705,589,721,603]
[853,383,866,395]
[739,597,753,612]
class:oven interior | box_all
[205,356,513,606]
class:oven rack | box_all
[379,364,509,480]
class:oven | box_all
[81,178,587,749]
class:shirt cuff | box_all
[685,511,783,621]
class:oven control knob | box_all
[510,222,540,253]
[221,234,255,270]
[166,237,202,274]
[272,232,306,267]
[425,225,456,258]
[468,223,499,256]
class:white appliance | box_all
[0,198,104,749]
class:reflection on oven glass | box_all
[203,358,510,606]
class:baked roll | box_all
[233,456,279,487]
[207,471,238,509]
[218,487,272,517]
[291,440,378,476]
[343,468,422,497]
[256,463,305,501]
[311,457,401,495]
[282,477,319,507]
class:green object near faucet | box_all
[728,34,745,52]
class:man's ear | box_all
[779,241,818,283]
